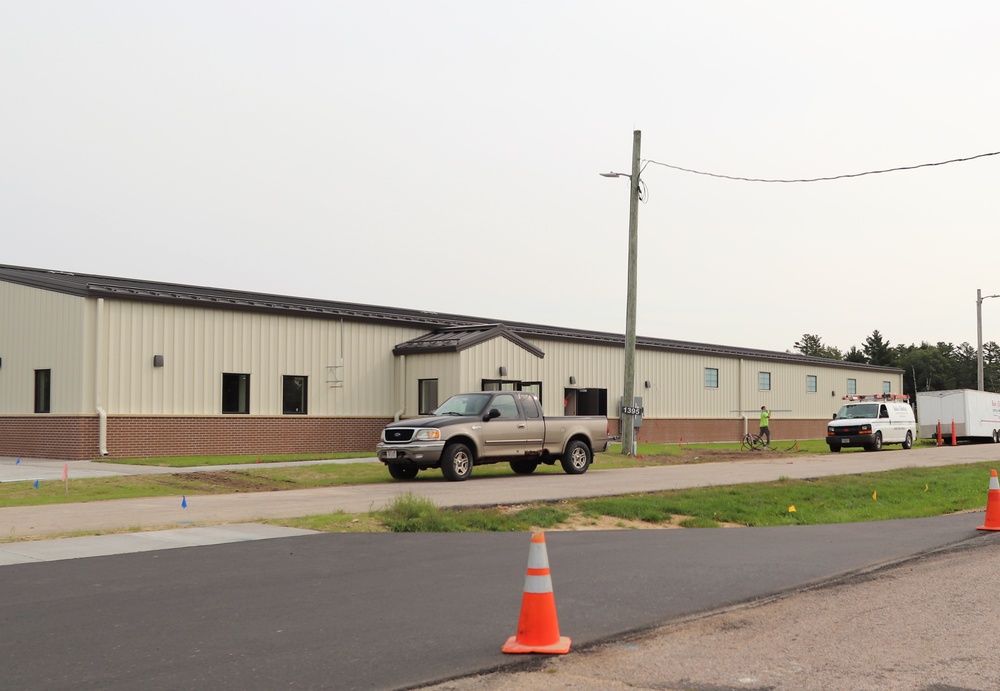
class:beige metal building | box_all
[0,264,904,460]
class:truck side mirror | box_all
[832,413,838,420]
[485,408,501,421]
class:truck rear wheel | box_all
[509,459,538,475]
[440,443,473,481]
[387,463,418,480]
[560,440,592,475]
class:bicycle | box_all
[740,432,770,451]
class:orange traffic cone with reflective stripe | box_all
[502,531,571,654]
[978,469,1000,532]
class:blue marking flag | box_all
[16,457,20,465]
[33,479,39,489]
[181,495,187,508]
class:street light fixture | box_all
[601,130,642,455]
[977,288,1000,391]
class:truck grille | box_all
[382,428,415,443]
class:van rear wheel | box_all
[902,431,913,450]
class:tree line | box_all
[793,331,1000,399]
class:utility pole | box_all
[622,130,641,455]
[977,288,1000,391]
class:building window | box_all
[419,379,438,414]
[222,373,250,414]
[705,368,719,388]
[518,381,542,404]
[847,378,857,395]
[34,369,51,413]
[883,381,891,395]
[806,375,817,393]
[282,375,307,415]
[758,372,771,391]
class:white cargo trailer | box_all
[916,389,1000,442]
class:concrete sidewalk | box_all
[0,455,377,483]
[2,444,999,543]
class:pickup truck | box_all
[376,391,611,481]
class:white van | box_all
[826,394,917,452]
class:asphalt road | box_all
[0,514,989,690]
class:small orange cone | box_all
[502,531,571,655]
[977,470,1000,532]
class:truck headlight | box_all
[415,429,441,441]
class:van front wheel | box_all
[865,431,883,452]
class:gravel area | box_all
[425,537,1000,691]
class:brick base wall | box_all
[612,418,827,445]
[0,415,394,460]
[0,417,99,460]
[2,415,828,461]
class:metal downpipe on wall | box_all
[96,298,108,456]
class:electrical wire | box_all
[643,150,1000,183]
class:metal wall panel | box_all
[0,281,89,413]
[99,300,425,415]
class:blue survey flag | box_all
[181,495,187,508]
[33,479,39,489]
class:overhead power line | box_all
[643,150,1000,183]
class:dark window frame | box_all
[34,369,51,414]
[758,371,771,391]
[806,374,817,393]
[222,373,251,414]
[282,375,308,415]
[418,378,439,415]
[705,367,719,389]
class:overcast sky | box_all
[3,1,998,355]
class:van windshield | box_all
[836,403,878,419]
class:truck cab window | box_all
[491,394,519,419]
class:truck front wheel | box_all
[560,440,592,475]
[440,443,473,481]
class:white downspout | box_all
[393,355,406,421]
[95,298,108,456]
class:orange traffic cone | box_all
[502,531,571,655]
[978,470,1000,532]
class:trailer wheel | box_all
[902,431,913,450]
[560,440,592,475]
[994,430,999,443]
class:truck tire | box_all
[387,463,418,480]
[560,440,592,475]
[902,431,913,450]
[509,459,538,475]
[440,443,473,481]
[828,444,842,453]
[865,431,883,452]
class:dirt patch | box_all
[153,471,286,493]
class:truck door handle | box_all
[517,424,526,429]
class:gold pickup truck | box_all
[376,391,611,481]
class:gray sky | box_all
[3,1,998,355]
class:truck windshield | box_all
[836,403,878,419]
[434,393,491,416]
